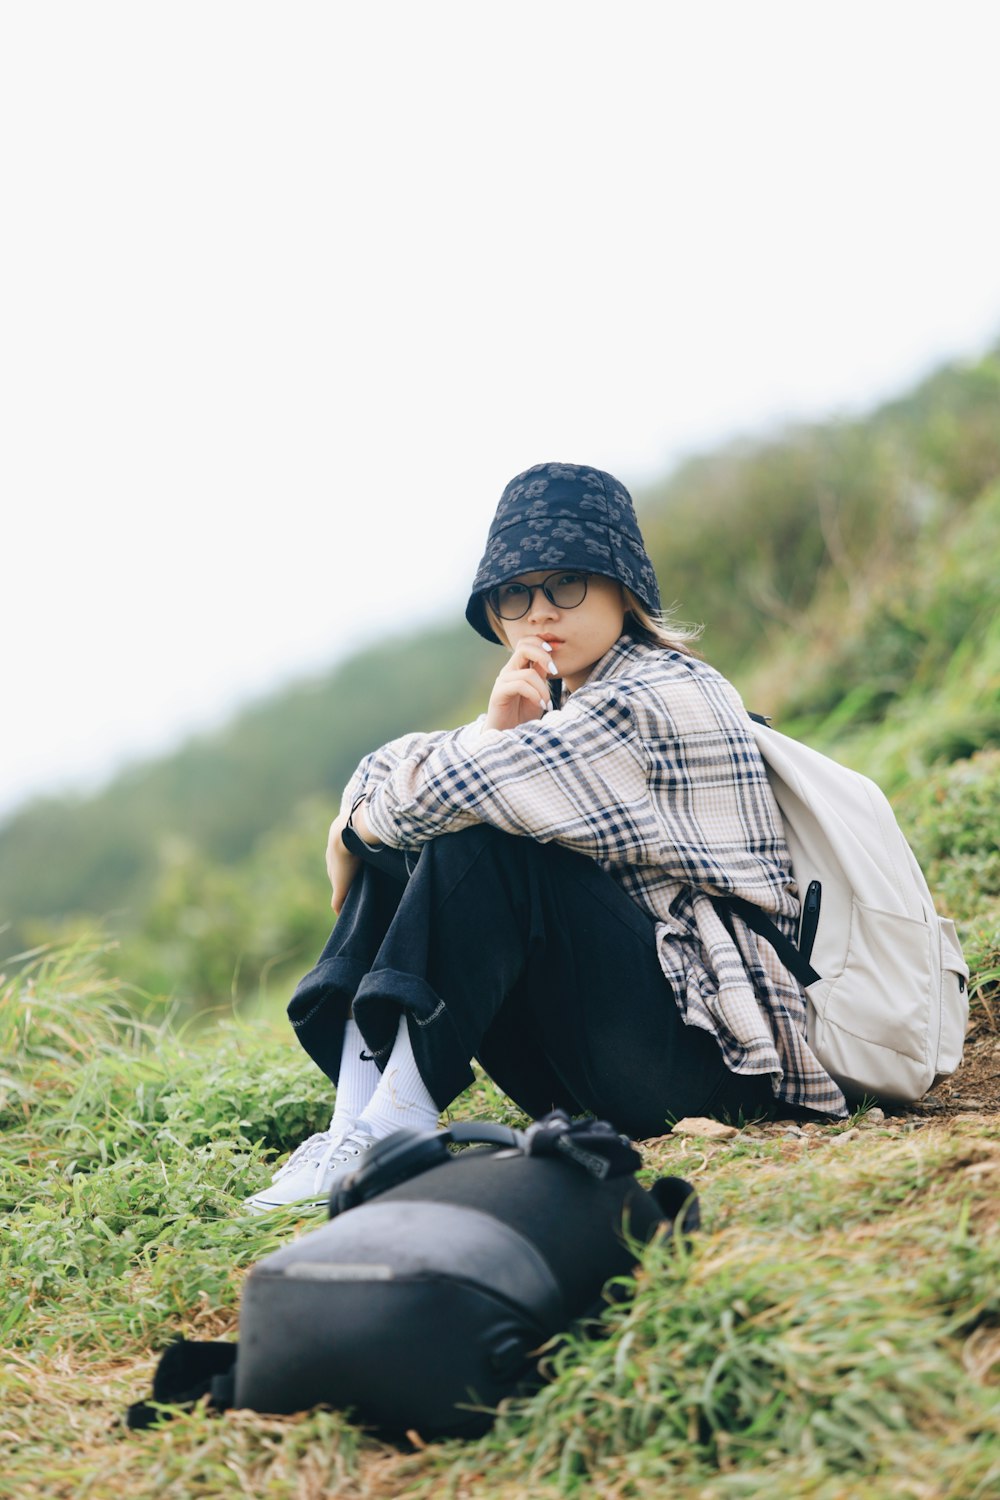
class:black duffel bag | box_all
[128,1111,697,1439]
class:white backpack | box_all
[729,721,970,1104]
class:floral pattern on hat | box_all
[466,461,662,643]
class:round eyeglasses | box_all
[488,571,590,620]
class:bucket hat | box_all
[466,462,661,643]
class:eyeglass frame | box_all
[486,571,591,621]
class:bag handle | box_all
[331,1111,643,1217]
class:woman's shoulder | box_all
[593,635,734,692]
[579,635,750,727]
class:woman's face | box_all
[492,571,627,692]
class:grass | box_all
[2,940,1000,1499]
[744,478,1000,801]
[893,748,1000,1031]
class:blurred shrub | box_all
[894,750,1000,924]
[640,346,1000,685]
[771,477,1000,729]
[111,796,335,1010]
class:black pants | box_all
[287,825,776,1140]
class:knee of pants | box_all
[418,822,528,871]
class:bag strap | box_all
[523,1110,643,1179]
[332,1113,641,1216]
[714,893,821,988]
[445,1121,523,1148]
[125,1338,236,1429]
[450,1113,643,1180]
[710,708,822,989]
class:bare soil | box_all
[909,1011,1000,1118]
[728,1013,1000,1142]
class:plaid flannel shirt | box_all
[345,635,848,1116]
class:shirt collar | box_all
[562,632,653,697]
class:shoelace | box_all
[272,1126,340,1180]
[307,1130,373,1194]
[271,1122,372,1194]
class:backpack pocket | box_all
[934,916,970,1080]
[806,899,936,1102]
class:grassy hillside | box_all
[640,348,1000,684]
[1,343,998,1004]
[743,472,1000,786]
[2,943,998,1498]
[0,622,496,984]
[3,344,1000,1494]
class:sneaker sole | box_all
[242,1192,330,1216]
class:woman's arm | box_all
[362,682,656,866]
[326,803,359,914]
[327,720,488,910]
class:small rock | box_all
[830,1127,859,1146]
[860,1107,886,1126]
[672,1116,739,1140]
[639,1134,674,1151]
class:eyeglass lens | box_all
[491,572,589,620]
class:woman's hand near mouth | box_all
[485,635,561,730]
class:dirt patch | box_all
[909,1012,1000,1118]
[657,1014,1000,1146]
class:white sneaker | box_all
[243,1120,378,1214]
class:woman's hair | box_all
[483,601,513,647]
[622,588,703,655]
[483,582,702,656]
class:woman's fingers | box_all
[486,668,552,729]
[331,857,359,914]
[326,815,346,886]
[327,812,361,912]
[330,844,360,912]
[510,639,560,678]
[485,637,561,729]
[497,667,551,709]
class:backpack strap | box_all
[715,893,821,988]
[330,1121,524,1215]
[331,1114,639,1216]
[523,1110,643,1179]
[721,708,822,989]
[125,1338,236,1429]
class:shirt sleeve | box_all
[363,684,660,865]
[338,720,488,818]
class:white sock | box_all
[358,1014,440,1140]
[330,1017,382,1132]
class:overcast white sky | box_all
[3,1,999,818]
